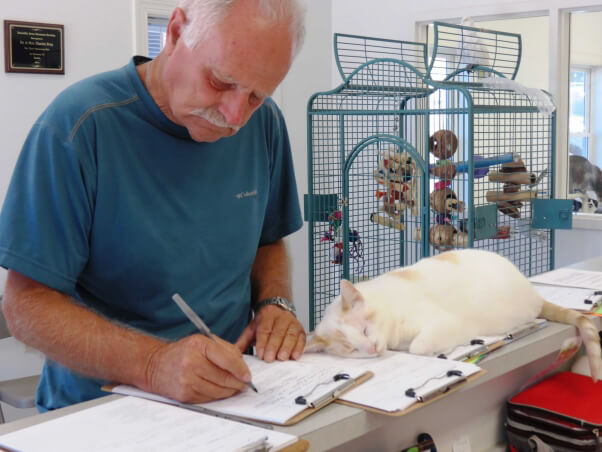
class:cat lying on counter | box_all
[306,249,601,381]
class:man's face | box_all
[161,4,294,143]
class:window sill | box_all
[571,213,602,230]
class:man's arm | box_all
[236,239,306,362]
[2,270,252,403]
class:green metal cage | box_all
[305,22,570,329]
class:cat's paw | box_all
[408,336,440,356]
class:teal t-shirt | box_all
[0,57,302,410]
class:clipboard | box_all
[0,396,308,452]
[319,351,485,416]
[337,369,486,416]
[236,436,310,452]
[532,284,602,312]
[435,319,549,364]
[438,336,506,362]
[103,356,373,426]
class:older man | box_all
[0,0,306,410]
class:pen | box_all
[171,293,258,393]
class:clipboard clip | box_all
[295,372,354,409]
[236,436,269,452]
[405,369,466,403]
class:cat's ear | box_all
[340,279,365,312]
[305,334,328,353]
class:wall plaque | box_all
[4,20,64,74]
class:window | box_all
[569,67,591,158]
[148,16,168,58]
[135,0,175,57]
[568,11,602,214]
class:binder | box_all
[105,354,372,426]
[0,396,309,452]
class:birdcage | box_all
[305,23,571,329]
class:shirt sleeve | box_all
[259,101,303,246]
[0,121,95,295]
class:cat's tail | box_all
[540,300,601,382]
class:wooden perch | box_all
[488,171,537,184]
[499,159,527,173]
[486,190,537,203]
[370,213,405,231]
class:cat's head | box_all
[305,279,386,358]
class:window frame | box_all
[135,0,176,57]
[569,65,592,159]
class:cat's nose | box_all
[368,344,377,355]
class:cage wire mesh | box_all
[306,22,560,329]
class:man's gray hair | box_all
[176,0,306,56]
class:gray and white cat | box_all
[569,154,602,206]
[306,249,601,380]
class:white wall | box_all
[281,0,332,330]
[0,0,134,293]
[0,0,134,422]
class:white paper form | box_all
[301,351,481,413]
[0,396,297,452]
[533,284,602,311]
[530,268,602,290]
[113,354,367,425]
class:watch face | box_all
[272,297,295,314]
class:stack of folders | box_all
[0,396,306,452]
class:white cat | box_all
[306,249,602,381]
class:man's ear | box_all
[304,334,327,353]
[340,279,365,312]
[164,7,187,55]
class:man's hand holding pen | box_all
[143,334,253,404]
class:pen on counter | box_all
[171,293,258,393]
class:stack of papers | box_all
[0,396,300,452]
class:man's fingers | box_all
[185,376,241,404]
[235,322,256,353]
[261,319,290,362]
[192,361,247,394]
[276,325,304,361]
[255,314,276,360]
[204,338,252,384]
[291,331,306,360]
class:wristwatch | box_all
[254,296,296,317]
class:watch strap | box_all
[254,296,296,317]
